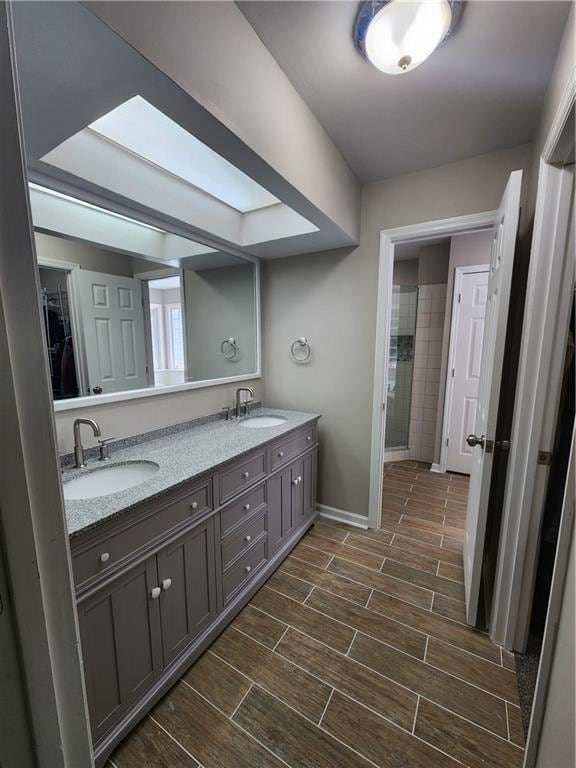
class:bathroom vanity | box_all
[64,409,319,764]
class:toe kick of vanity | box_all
[69,418,319,766]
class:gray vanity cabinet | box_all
[71,418,319,766]
[76,556,162,744]
[156,517,217,667]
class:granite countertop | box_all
[63,408,320,538]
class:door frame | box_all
[490,71,575,651]
[438,264,490,475]
[368,211,498,528]
[36,256,88,396]
[0,5,93,764]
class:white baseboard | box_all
[384,449,410,463]
[430,462,444,474]
[317,504,369,530]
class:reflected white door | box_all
[447,269,489,474]
[75,270,148,394]
[464,170,522,626]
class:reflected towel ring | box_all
[290,337,311,363]
[221,337,239,360]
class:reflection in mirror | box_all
[32,185,258,403]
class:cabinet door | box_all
[267,465,293,555]
[77,557,162,744]
[156,517,217,667]
[291,458,305,525]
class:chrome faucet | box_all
[73,418,101,468]
[235,386,255,418]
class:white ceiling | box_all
[239,1,571,183]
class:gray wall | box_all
[34,231,134,276]
[263,143,534,518]
[417,243,450,285]
[393,258,418,286]
[184,264,257,381]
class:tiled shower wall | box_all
[409,283,447,462]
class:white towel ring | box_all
[290,337,311,363]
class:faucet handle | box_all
[221,406,233,421]
[98,437,116,461]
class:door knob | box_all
[466,434,485,449]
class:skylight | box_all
[88,96,279,214]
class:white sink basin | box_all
[240,415,287,428]
[63,461,160,500]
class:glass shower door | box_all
[385,285,418,451]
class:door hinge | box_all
[451,368,455,378]
[458,293,462,303]
[538,450,553,466]
[445,437,449,447]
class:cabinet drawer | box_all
[222,512,266,569]
[270,425,316,470]
[223,536,267,604]
[218,452,266,504]
[72,480,212,588]
[220,483,266,537]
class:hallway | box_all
[109,461,525,768]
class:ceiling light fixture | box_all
[354,0,463,75]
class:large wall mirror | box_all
[31,184,259,408]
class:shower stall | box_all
[385,285,418,455]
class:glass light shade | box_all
[364,0,453,75]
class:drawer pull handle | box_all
[245,565,252,574]
[278,451,285,457]
[243,503,251,511]
[242,471,250,479]
[161,578,172,591]
[99,552,110,564]
[190,501,198,510]
[151,587,161,600]
[245,534,252,543]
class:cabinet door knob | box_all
[278,451,284,457]
[150,587,161,600]
[161,578,172,591]
[190,501,198,510]
[99,552,110,563]
[293,478,299,486]
[306,435,312,441]
[245,534,252,543]
[243,503,251,511]
[244,565,252,574]
[242,471,250,479]
[299,476,303,482]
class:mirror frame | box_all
[31,181,261,413]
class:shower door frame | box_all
[368,210,498,529]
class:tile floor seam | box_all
[179,680,294,768]
[230,682,255,719]
[272,625,291,651]
[148,713,205,766]
[314,536,440,577]
[346,629,359,656]
[506,700,511,742]
[317,687,335,727]
[412,695,421,735]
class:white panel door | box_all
[464,170,522,626]
[447,269,489,474]
[75,270,148,394]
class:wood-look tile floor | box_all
[109,461,525,768]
